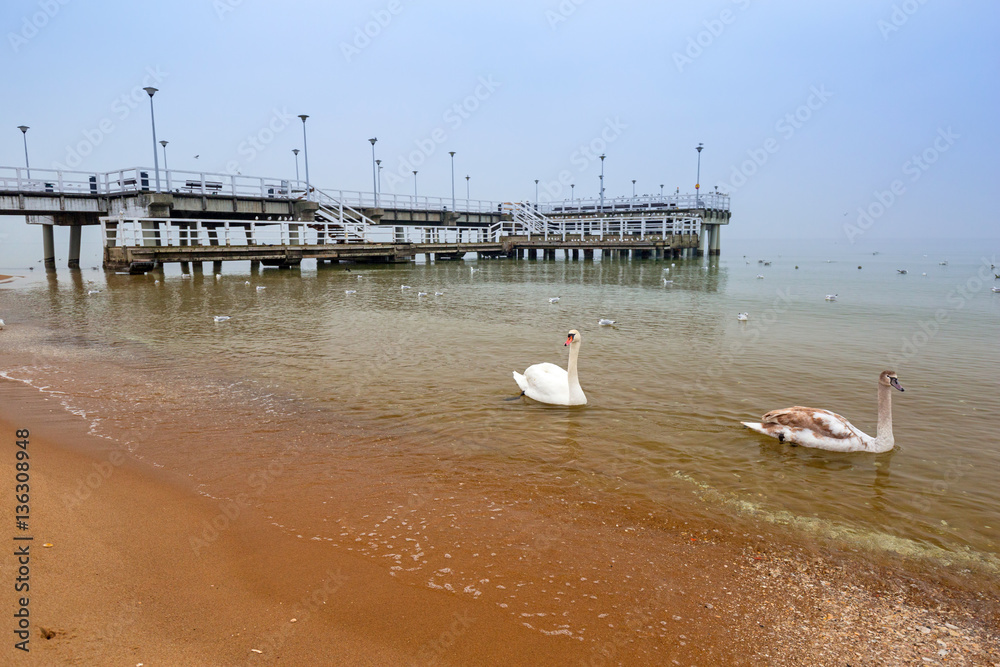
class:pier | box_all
[0,165,730,272]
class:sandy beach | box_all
[2,377,997,666]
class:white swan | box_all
[737,312,749,321]
[741,370,904,453]
[512,329,587,406]
[548,297,560,303]
[598,319,616,326]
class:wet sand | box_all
[2,379,998,665]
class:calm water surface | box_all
[2,238,998,569]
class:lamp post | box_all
[413,170,418,201]
[376,159,382,200]
[17,126,30,179]
[695,142,704,207]
[292,148,300,183]
[465,174,470,200]
[599,153,606,212]
[449,151,456,212]
[369,137,378,207]
[534,179,539,207]
[298,115,311,200]
[142,87,161,192]
[159,140,170,190]
[632,179,636,197]
[570,183,575,206]
[660,184,664,197]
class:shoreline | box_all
[2,377,998,665]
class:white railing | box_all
[515,216,701,241]
[539,191,730,214]
[335,190,500,215]
[391,225,501,244]
[102,217,364,248]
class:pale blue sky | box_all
[1,0,997,264]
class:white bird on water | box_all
[549,297,560,303]
[598,318,616,326]
[256,286,266,291]
[756,274,765,279]
[401,285,412,290]
[992,287,1000,293]
[662,278,673,285]
[470,267,480,274]
[737,312,749,321]
[825,294,838,301]
[245,281,251,285]
[512,330,587,406]
[213,315,231,322]
[434,291,445,296]
[215,274,222,280]
[418,291,428,297]
[345,290,356,295]
[88,289,101,295]
[0,318,5,329]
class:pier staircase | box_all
[312,188,374,243]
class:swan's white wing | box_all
[749,406,872,451]
[520,362,570,405]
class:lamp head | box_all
[376,159,381,165]
[369,137,377,145]
[143,86,158,97]
[696,142,704,153]
[159,140,168,147]
[292,149,299,155]
[17,125,29,134]
[298,114,309,122]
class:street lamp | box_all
[599,153,606,212]
[143,87,161,192]
[292,148,300,183]
[17,126,30,179]
[632,179,636,197]
[376,159,382,200]
[465,174,470,200]
[449,151,456,212]
[159,140,170,190]
[298,115,311,200]
[695,142,704,207]
[413,170,418,200]
[570,183,575,206]
[534,179,539,207]
[660,184,664,197]
[369,137,378,207]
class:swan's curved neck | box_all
[874,382,894,451]
[566,342,584,398]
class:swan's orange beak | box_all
[565,334,574,346]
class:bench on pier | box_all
[183,180,224,194]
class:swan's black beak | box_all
[890,376,904,392]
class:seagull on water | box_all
[662,278,673,285]
[0,319,5,329]
[245,280,251,285]
[88,289,101,295]
[737,312,749,321]
[549,297,560,303]
[215,274,222,280]
[598,318,616,326]
[213,315,231,322]
[825,294,838,301]
[154,280,160,284]
[756,274,765,279]
[256,286,266,291]
[401,285,412,290]
[345,290,356,295]
[418,291,428,297]
[992,287,1000,293]
[470,267,480,274]
[897,269,907,274]
[434,291,445,296]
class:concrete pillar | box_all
[698,227,709,257]
[583,249,594,261]
[710,224,721,256]
[42,224,55,270]
[213,261,223,274]
[68,226,82,269]
[250,260,261,272]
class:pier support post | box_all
[68,226,81,269]
[213,261,223,274]
[698,227,709,257]
[710,224,721,256]
[250,260,260,272]
[42,224,55,270]
[583,249,594,261]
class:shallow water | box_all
[2,237,998,569]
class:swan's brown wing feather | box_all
[760,406,857,441]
